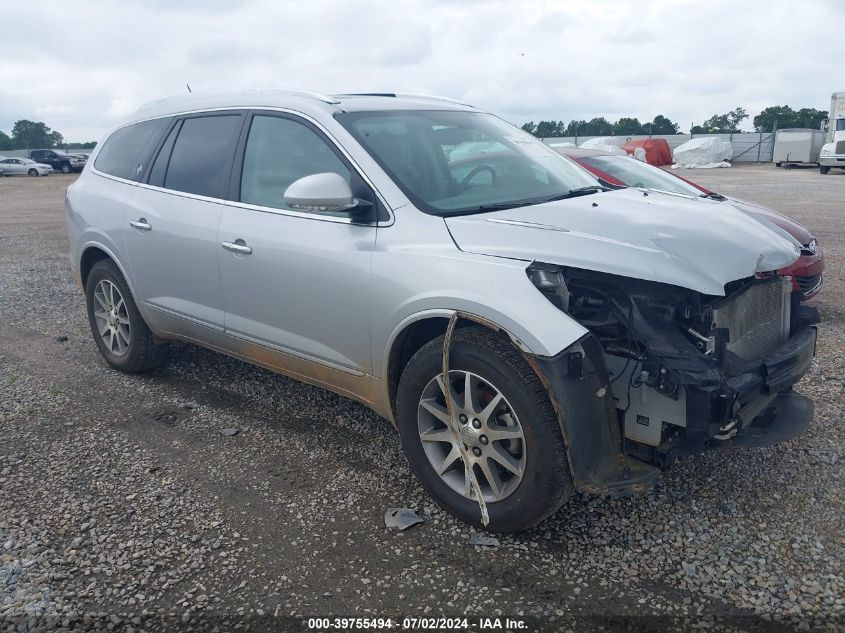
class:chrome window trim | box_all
[97,105,395,226]
[222,199,365,226]
[91,168,140,187]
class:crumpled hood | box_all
[445,188,801,296]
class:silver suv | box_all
[67,90,817,532]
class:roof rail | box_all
[395,93,473,106]
[136,87,340,113]
[240,88,341,105]
[332,92,474,107]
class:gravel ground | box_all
[1,167,843,632]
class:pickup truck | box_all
[29,149,87,174]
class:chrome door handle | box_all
[129,218,152,231]
[222,239,253,255]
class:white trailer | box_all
[774,129,825,167]
[819,91,845,174]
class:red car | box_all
[554,147,824,300]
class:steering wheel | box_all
[460,164,497,188]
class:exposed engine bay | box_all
[528,263,818,474]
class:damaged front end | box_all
[526,264,818,496]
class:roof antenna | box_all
[186,83,192,93]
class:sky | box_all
[2,0,843,142]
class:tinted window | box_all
[239,115,351,212]
[94,119,167,180]
[147,121,180,187]
[164,115,242,198]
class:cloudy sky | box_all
[2,0,842,142]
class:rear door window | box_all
[94,118,169,181]
[163,114,243,198]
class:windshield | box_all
[337,110,599,215]
[580,155,703,197]
[837,119,845,131]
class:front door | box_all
[218,113,377,374]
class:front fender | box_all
[373,266,589,379]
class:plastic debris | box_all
[221,427,239,437]
[384,508,424,531]
[469,533,500,547]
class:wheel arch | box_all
[383,308,575,424]
[79,242,136,298]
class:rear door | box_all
[217,111,377,373]
[125,112,245,331]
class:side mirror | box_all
[283,172,369,215]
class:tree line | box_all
[0,120,97,151]
[521,105,829,138]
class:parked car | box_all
[67,90,817,532]
[0,156,53,176]
[29,149,86,173]
[554,147,825,300]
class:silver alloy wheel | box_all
[417,370,526,502]
[93,280,131,357]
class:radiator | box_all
[711,277,791,361]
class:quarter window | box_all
[94,118,168,181]
[239,115,351,212]
[164,115,242,198]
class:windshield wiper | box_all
[449,186,610,215]
[700,192,726,201]
[472,200,542,212]
[544,185,609,201]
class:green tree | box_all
[649,115,680,134]
[614,117,643,135]
[521,122,537,135]
[0,131,12,151]
[535,120,567,137]
[12,120,60,149]
[565,119,586,136]
[48,130,64,147]
[727,107,748,131]
[753,105,828,132]
[582,117,613,136]
[695,107,748,133]
[795,108,827,129]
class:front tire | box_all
[85,259,160,373]
[28,169,38,177]
[61,163,72,174]
[396,327,573,532]
[820,166,830,174]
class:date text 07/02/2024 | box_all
[307,616,528,630]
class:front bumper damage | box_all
[528,313,818,498]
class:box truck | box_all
[819,92,845,174]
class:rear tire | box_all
[820,166,830,174]
[61,163,72,174]
[28,169,38,177]
[85,259,161,373]
[396,327,573,532]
